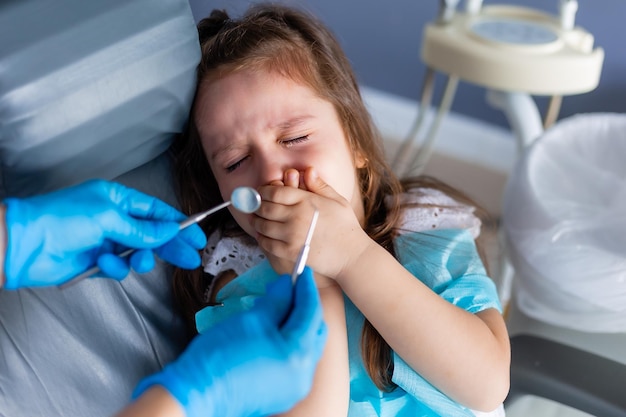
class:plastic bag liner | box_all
[502,113,626,333]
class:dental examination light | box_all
[392,0,604,176]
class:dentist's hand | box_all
[132,267,327,417]
[2,180,206,289]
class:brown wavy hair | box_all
[170,3,489,391]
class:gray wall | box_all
[188,0,626,128]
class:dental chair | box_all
[502,113,626,416]
[0,0,200,415]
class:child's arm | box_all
[276,281,349,417]
[336,241,510,412]
[115,386,184,417]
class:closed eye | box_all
[226,155,249,173]
[225,135,308,172]
[281,135,309,147]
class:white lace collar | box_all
[202,231,266,276]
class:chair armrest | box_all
[505,334,626,417]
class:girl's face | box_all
[193,69,365,237]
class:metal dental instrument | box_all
[291,209,319,284]
[178,186,262,228]
[278,208,319,328]
[60,187,261,289]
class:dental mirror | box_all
[61,186,261,289]
[231,186,263,213]
[178,186,261,228]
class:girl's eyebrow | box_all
[211,142,243,162]
[274,114,315,130]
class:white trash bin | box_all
[503,113,626,333]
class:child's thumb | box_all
[303,167,339,199]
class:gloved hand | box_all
[3,180,207,289]
[133,266,328,417]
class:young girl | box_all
[170,3,510,417]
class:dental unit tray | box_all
[421,4,604,95]
[391,1,604,177]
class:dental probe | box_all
[277,208,319,327]
[60,187,261,289]
[291,209,319,284]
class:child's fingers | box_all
[254,199,294,222]
[258,183,307,206]
[283,169,300,188]
[303,167,343,201]
[254,215,292,244]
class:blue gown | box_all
[196,228,502,417]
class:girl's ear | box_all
[354,150,367,169]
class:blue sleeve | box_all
[394,228,502,314]
[195,260,278,334]
[390,229,503,416]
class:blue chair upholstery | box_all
[0,0,199,198]
[0,1,200,415]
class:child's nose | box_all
[256,153,288,185]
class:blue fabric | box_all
[348,229,501,417]
[195,228,502,417]
[195,260,278,334]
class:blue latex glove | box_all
[133,267,327,417]
[3,180,207,289]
